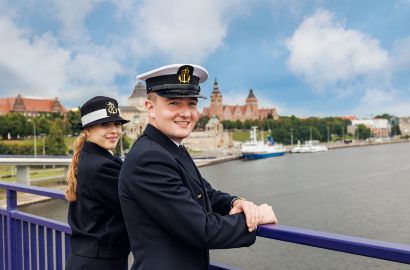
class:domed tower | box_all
[209,78,224,119]
[128,82,147,110]
[245,89,259,118]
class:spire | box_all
[212,78,220,93]
[247,89,256,98]
[129,82,147,99]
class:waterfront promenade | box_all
[1,139,409,209]
[11,141,410,269]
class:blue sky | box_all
[1,0,410,117]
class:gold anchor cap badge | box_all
[106,101,118,115]
[177,66,193,84]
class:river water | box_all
[22,143,410,270]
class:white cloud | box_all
[67,48,124,85]
[0,17,70,96]
[0,0,249,108]
[132,0,246,63]
[354,88,410,117]
[0,15,128,107]
[391,37,410,72]
[286,9,390,91]
[53,0,103,43]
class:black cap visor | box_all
[155,87,207,99]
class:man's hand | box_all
[229,200,262,232]
[257,204,278,224]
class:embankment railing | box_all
[0,182,409,270]
[0,182,70,270]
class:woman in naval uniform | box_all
[65,96,130,270]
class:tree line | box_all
[197,115,368,144]
[0,111,80,155]
[0,111,81,139]
[0,110,131,156]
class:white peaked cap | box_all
[137,64,208,83]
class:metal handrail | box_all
[0,181,409,270]
[257,224,410,264]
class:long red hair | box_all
[65,133,86,202]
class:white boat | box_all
[291,140,328,153]
[241,127,285,160]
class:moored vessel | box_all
[291,140,328,153]
[241,126,285,160]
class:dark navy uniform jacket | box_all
[68,141,130,259]
[119,124,256,270]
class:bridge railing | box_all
[0,182,409,270]
[0,182,70,270]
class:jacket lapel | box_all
[143,124,203,187]
[83,141,121,164]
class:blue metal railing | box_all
[0,182,409,270]
[0,182,70,270]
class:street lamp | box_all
[327,126,330,143]
[290,128,294,145]
[120,134,124,158]
[28,119,37,158]
[40,133,46,156]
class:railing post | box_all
[16,166,30,185]
[6,190,17,270]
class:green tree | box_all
[390,123,401,137]
[195,116,209,130]
[270,127,289,144]
[115,135,132,156]
[33,116,51,135]
[235,120,243,129]
[45,119,67,155]
[355,124,371,140]
[0,115,6,139]
[374,113,392,120]
[66,109,82,135]
[5,113,28,138]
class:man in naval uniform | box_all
[119,64,277,270]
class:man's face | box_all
[146,95,198,143]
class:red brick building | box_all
[201,79,278,121]
[0,94,67,116]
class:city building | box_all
[348,119,390,137]
[183,117,233,151]
[201,79,278,121]
[0,94,67,116]
[399,117,410,136]
[340,115,357,121]
[119,82,149,139]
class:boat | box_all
[291,140,328,153]
[241,126,285,160]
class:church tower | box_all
[245,89,259,118]
[209,78,224,119]
[128,82,147,110]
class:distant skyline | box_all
[1,0,410,117]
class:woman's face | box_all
[85,121,122,151]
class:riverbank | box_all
[20,142,410,270]
[281,138,410,152]
[0,155,242,207]
[2,139,409,207]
